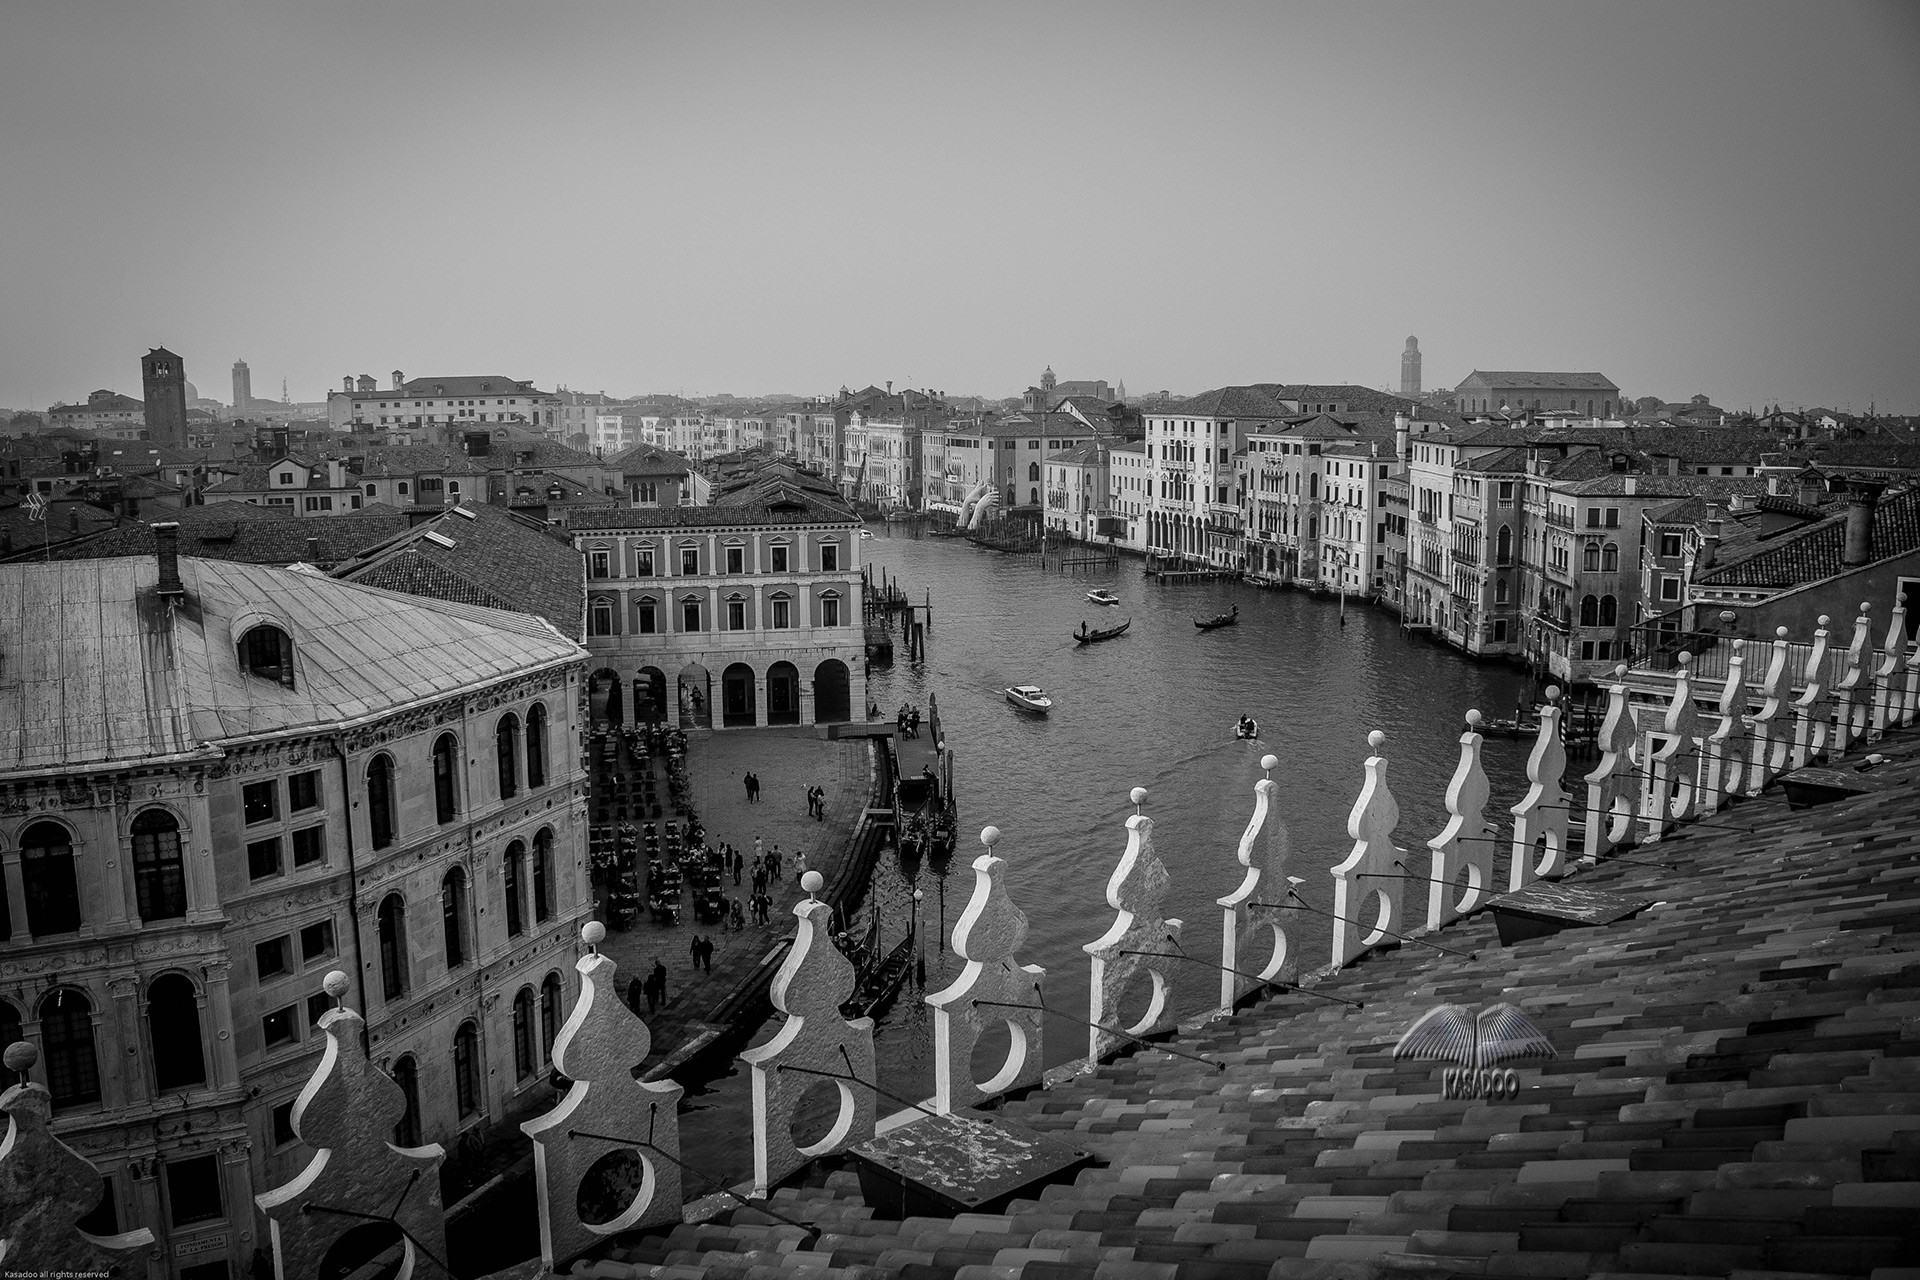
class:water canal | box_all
[676,530,1546,1184]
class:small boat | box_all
[1074,618,1131,645]
[1194,604,1240,631]
[1005,685,1053,713]
[1086,589,1120,606]
[1235,717,1260,740]
[859,529,874,539]
[842,933,915,1020]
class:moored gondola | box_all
[1194,603,1240,631]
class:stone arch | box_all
[721,662,758,728]
[146,970,207,1092]
[766,660,801,725]
[1580,595,1599,626]
[813,659,851,724]
[390,1053,422,1146]
[19,819,80,936]
[378,892,408,1000]
[38,985,100,1109]
[366,752,398,850]
[1599,594,1618,626]
[633,667,667,723]
[677,662,712,729]
[431,732,459,823]
[588,668,624,727]
[130,807,188,922]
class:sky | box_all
[2,1,1917,413]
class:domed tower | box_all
[1400,337,1422,397]
[1040,366,1056,394]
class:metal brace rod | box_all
[569,1120,822,1238]
[1116,948,1363,1008]
[1251,893,1478,959]
[971,995,1224,1071]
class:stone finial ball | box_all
[1721,610,1737,624]
[1367,730,1386,749]
[1677,652,1692,668]
[323,971,350,999]
[1615,664,1629,679]
[582,921,607,947]
[801,870,824,894]
[3,1041,38,1072]
[1819,615,1831,626]
[913,889,924,901]
[980,825,1001,848]
[1465,709,1484,727]
[1261,754,1279,771]
[1778,626,1790,638]
[1861,601,1872,612]
[1129,786,1148,806]
[1545,685,1562,703]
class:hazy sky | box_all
[3,1,1917,412]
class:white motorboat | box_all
[1086,589,1120,606]
[1004,685,1053,714]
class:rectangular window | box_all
[287,771,320,811]
[727,599,745,630]
[771,544,789,572]
[726,546,744,574]
[636,548,654,576]
[291,826,325,867]
[1660,533,1682,557]
[1586,508,1601,527]
[680,547,699,574]
[166,1155,224,1227]
[637,601,656,634]
[247,837,282,881]
[589,600,612,636]
[820,543,839,571]
[255,936,290,981]
[242,780,277,825]
[300,919,335,963]
[1660,576,1680,601]
[1581,641,1596,660]
[771,598,791,628]
[306,991,333,1028]
[682,600,701,631]
[1604,507,1619,528]
[272,1101,297,1146]
[262,1006,297,1048]
[822,596,841,627]
[589,550,610,579]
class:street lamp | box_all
[913,888,926,989]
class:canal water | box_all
[675,531,1544,1185]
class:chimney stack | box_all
[1844,481,1883,566]
[1393,412,1409,467]
[152,522,184,598]
[307,536,320,563]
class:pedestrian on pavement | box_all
[771,845,783,876]
[627,976,645,1015]
[794,849,808,883]
[651,960,668,1006]
[700,937,714,973]
[755,835,764,863]
[689,934,703,968]
[743,773,754,802]
[814,788,825,822]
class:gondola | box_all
[1235,717,1259,740]
[1073,618,1131,645]
[841,933,916,1020]
[1194,604,1240,631]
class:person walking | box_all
[814,787,825,822]
[651,960,668,1006]
[743,772,754,803]
[689,934,703,969]
[754,834,764,864]
[793,849,808,883]
[701,936,714,973]
[732,857,742,886]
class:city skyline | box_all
[2,1,1917,413]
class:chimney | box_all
[307,536,320,562]
[1700,505,1724,570]
[1394,412,1409,467]
[1844,481,1883,566]
[152,521,184,598]
[1797,473,1823,507]
[392,369,404,391]
[343,375,354,393]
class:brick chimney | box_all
[152,521,184,598]
[1844,481,1883,566]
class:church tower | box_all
[232,359,252,413]
[1040,366,1056,394]
[1400,336,1422,397]
[142,348,189,447]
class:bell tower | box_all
[1401,336,1422,398]
[142,348,189,447]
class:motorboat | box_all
[1086,589,1120,606]
[859,529,874,539]
[1194,603,1240,631]
[1005,685,1053,714]
[1235,717,1260,740]
[1073,618,1131,645]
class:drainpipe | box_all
[329,735,372,1048]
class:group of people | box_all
[896,703,922,737]
[688,934,717,972]
[632,959,671,1014]
[805,784,827,819]
[741,771,762,802]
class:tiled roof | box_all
[392,375,547,398]
[588,734,1920,1280]
[349,446,495,478]
[1046,444,1106,465]
[21,506,409,568]
[1157,387,1293,419]
[607,443,693,476]
[330,502,586,641]
[1457,370,1620,392]
[0,555,578,774]
[1460,446,1531,474]
[1695,485,1920,589]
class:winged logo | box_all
[1393,1002,1558,1069]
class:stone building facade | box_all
[0,545,589,1280]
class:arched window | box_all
[1602,542,1619,572]
[453,1021,478,1119]
[147,973,206,1092]
[495,714,518,800]
[378,894,407,1000]
[1599,595,1618,626]
[40,988,100,1109]
[238,624,296,690]
[391,1055,421,1147]
[1583,542,1600,572]
[540,972,562,1057]
[525,704,547,789]
[503,842,525,938]
[512,987,535,1081]
[20,822,80,936]
[0,1000,23,1088]
[442,868,469,968]
[366,754,396,850]
[533,829,553,923]
[1496,525,1512,565]
[131,810,187,922]
[1496,578,1509,604]
[1579,594,1599,626]
[1027,462,1040,482]
[432,734,458,824]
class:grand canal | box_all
[676,530,1547,1184]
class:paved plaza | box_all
[597,725,878,1071]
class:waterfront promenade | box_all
[598,724,877,1074]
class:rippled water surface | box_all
[680,529,1548,1183]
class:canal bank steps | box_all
[571,733,1920,1280]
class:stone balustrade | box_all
[1085,787,1184,1060]
[1423,711,1493,932]
[1791,615,1835,768]
[1329,731,1406,970]
[1507,687,1570,889]
[1216,755,1287,1016]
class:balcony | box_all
[1545,510,1574,530]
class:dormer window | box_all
[239,624,295,689]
